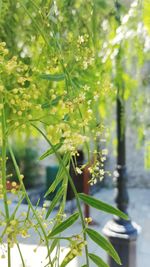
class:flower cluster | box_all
[63,240,87,263]
[1,218,30,248]
[0,42,43,135]
[88,149,108,185]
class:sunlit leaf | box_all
[89,253,109,267]
[45,187,64,219]
[48,212,79,237]
[46,239,59,259]
[40,73,65,81]
[86,228,121,265]
[44,152,70,196]
[39,142,63,160]
[78,193,128,220]
[143,0,150,34]
[42,96,62,109]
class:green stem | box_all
[58,163,69,217]
[1,107,11,267]
[0,194,25,240]
[16,243,26,267]
[56,174,69,267]
[78,106,90,161]
[1,110,9,218]
[8,145,53,267]
[31,123,90,267]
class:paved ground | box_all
[0,188,150,267]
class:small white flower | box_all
[76,167,82,174]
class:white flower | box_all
[75,167,82,174]
[121,14,129,25]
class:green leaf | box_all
[60,249,76,267]
[42,96,62,109]
[39,142,63,160]
[143,0,150,34]
[44,152,70,196]
[63,114,70,122]
[89,253,109,267]
[46,239,59,259]
[86,228,121,265]
[45,187,64,219]
[48,212,79,238]
[50,239,59,254]
[40,73,65,81]
[78,193,128,220]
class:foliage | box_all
[0,0,149,266]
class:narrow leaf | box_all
[78,193,128,220]
[42,96,62,109]
[48,212,79,237]
[39,142,62,160]
[44,152,70,196]
[46,239,59,260]
[86,228,121,265]
[49,239,59,254]
[89,253,109,267]
[45,187,64,219]
[40,73,65,81]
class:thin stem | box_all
[77,106,90,161]
[1,106,11,267]
[31,123,90,267]
[58,160,69,216]
[8,145,53,267]
[55,172,69,267]
[1,109,9,218]
[16,243,26,267]
[0,194,25,240]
